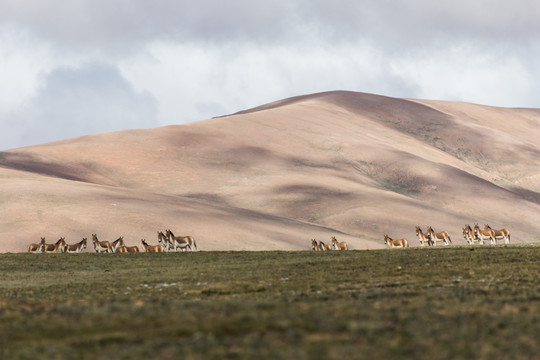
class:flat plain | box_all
[2,246,540,359]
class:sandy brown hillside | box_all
[1,91,539,252]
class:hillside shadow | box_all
[0,152,89,182]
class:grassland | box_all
[2,246,540,359]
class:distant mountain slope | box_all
[1,91,539,252]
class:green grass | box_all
[2,247,540,359]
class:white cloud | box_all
[0,27,52,115]
[391,42,539,107]
[119,40,408,124]
[1,63,158,150]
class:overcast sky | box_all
[1,1,539,150]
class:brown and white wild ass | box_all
[141,239,165,253]
[92,234,112,253]
[462,224,477,245]
[28,237,46,253]
[65,238,87,253]
[158,231,173,251]
[427,226,451,246]
[484,224,510,244]
[43,237,66,253]
[416,226,434,246]
[384,235,408,248]
[331,236,348,250]
[125,244,141,253]
[116,244,140,253]
[320,240,333,251]
[311,239,331,251]
[474,224,495,245]
[111,236,125,253]
[166,229,196,251]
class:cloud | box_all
[2,1,539,50]
[117,37,538,128]
[0,1,300,54]
[391,43,540,106]
[118,41,419,124]
[300,1,540,46]
[1,63,158,150]
[0,26,53,114]
[0,1,539,149]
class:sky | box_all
[1,1,539,150]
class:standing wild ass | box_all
[331,236,348,250]
[384,235,408,248]
[65,238,87,253]
[28,237,46,253]
[92,234,112,253]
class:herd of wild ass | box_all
[27,230,197,253]
[311,224,510,250]
[28,223,511,253]
[311,236,349,251]
[385,223,510,248]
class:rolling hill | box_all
[1,91,539,252]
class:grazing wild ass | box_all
[384,235,408,248]
[141,239,165,253]
[115,244,140,253]
[116,246,129,253]
[123,245,141,253]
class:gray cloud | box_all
[301,1,540,43]
[1,63,158,150]
[2,1,539,51]
[0,1,299,54]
